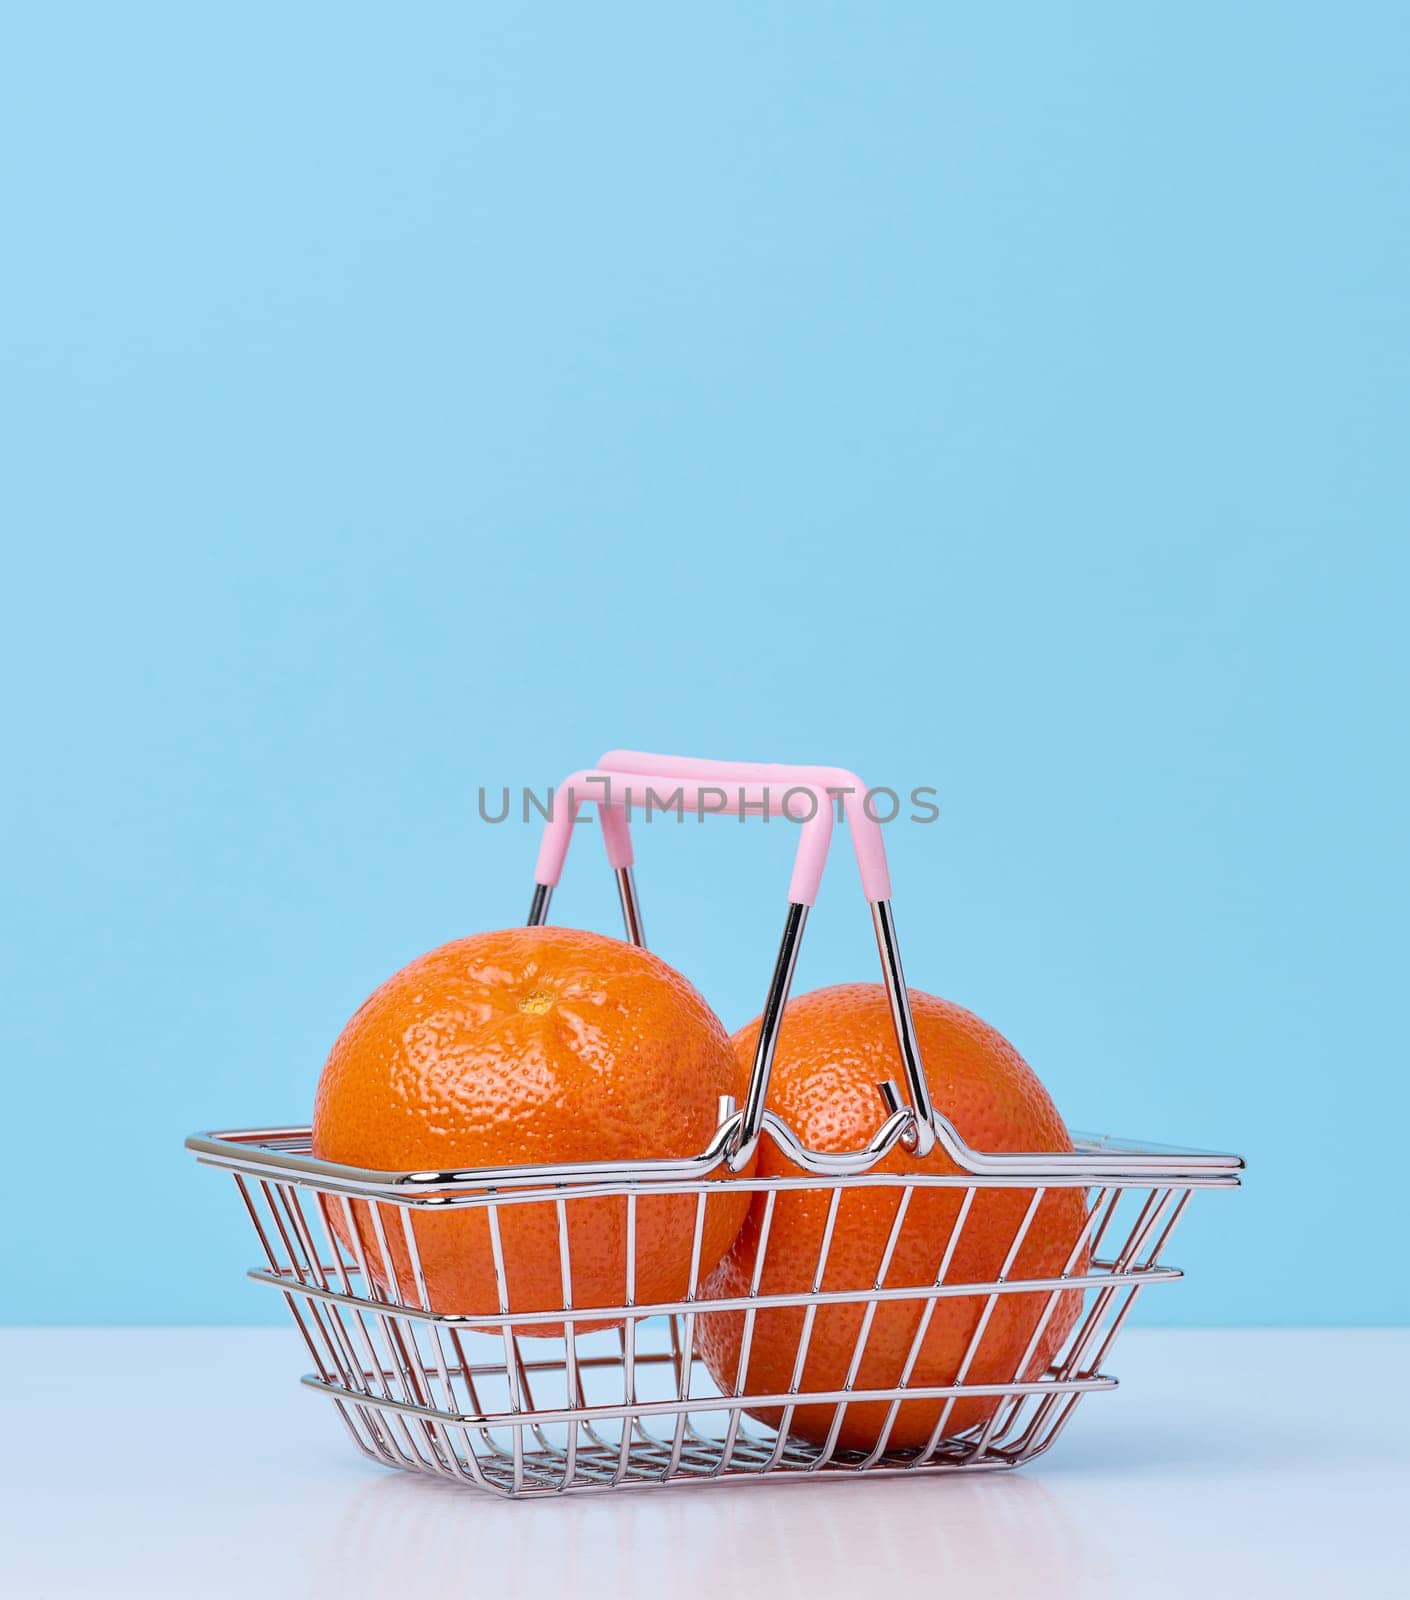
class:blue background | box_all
[2,3,1404,1326]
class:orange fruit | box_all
[311,927,753,1334]
[697,983,1088,1452]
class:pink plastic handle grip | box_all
[534,769,835,906]
[598,750,893,901]
[531,774,634,877]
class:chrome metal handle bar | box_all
[589,753,944,1167]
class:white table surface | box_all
[2,1328,1406,1599]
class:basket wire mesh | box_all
[192,1127,1234,1497]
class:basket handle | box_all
[595,749,933,1159]
[525,750,938,1170]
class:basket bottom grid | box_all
[334,1400,1036,1495]
[293,1315,1118,1496]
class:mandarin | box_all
[697,983,1088,1450]
[312,927,752,1334]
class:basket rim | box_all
[185,1121,1244,1193]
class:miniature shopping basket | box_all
[188,750,1242,1497]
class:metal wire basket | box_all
[188,750,1242,1497]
